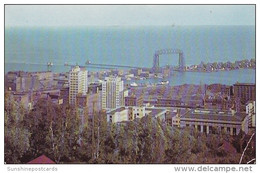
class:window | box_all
[227,127,230,133]
[209,126,213,134]
[198,125,201,131]
[203,125,207,133]
[233,128,237,135]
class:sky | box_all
[5,5,255,27]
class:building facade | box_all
[246,101,256,129]
[166,108,189,127]
[5,71,55,92]
[69,66,88,104]
[101,77,124,109]
[180,109,248,135]
[106,106,167,123]
[233,83,256,104]
[125,95,143,106]
[156,98,182,107]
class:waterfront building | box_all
[233,83,256,104]
[130,68,142,76]
[111,69,124,76]
[140,72,149,78]
[180,109,248,135]
[69,66,88,105]
[101,76,124,109]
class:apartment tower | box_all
[101,76,124,109]
[69,66,88,104]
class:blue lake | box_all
[5,25,255,85]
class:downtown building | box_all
[125,94,144,107]
[233,83,255,103]
[106,106,167,123]
[246,101,256,134]
[179,109,248,135]
[232,83,255,112]
[101,76,124,109]
[69,66,88,105]
[106,105,249,136]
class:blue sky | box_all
[5,5,255,27]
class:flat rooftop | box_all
[146,107,166,117]
[233,83,255,86]
[181,109,247,123]
[107,107,126,115]
[166,109,190,119]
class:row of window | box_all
[185,124,237,135]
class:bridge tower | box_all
[152,49,185,73]
[153,53,160,73]
[178,52,185,72]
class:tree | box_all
[20,98,83,163]
[4,92,30,163]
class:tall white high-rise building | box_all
[246,101,256,128]
[69,66,88,104]
[102,76,124,109]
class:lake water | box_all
[126,69,255,86]
[5,25,255,85]
[5,62,255,85]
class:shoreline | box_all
[4,63,256,74]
